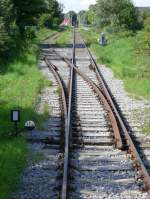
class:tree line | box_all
[77,0,150,33]
[76,0,150,50]
[0,0,63,55]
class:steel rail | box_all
[80,32,150,193]
[44,57,68,120]
[63,57,122,150]
[61,28,75,199]
[51,46,123,149]
[45,28,76,199]
[43,27,150,195]
[44,57,69,198]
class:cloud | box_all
[132,0,150,7]
[59,0,150,13]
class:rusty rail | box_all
[44,57,69,198]
[45,27,76,199]
[81,33,150,193]
[51,32,123,149]
[63,57,123,150]
[61,28,75,199]
[44,27,150,197]
[44,57,68,120]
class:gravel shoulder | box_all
[97,63,150,138]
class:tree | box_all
[12,0,50,34]
[87,5,97,26]
[0,0,16,52]
[95,0,113,27]
[38,0,63,28]
[78,11,88,26]
[95,0,139,31]
[143,17,150,49]
[66,11,77,25]
[0,0,63,55]
[0,0,14,27]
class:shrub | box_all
[25,26,36,40]
[143,17,150,50]
[144,32,150,49]
[144,17,150,31]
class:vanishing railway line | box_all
[13,28,150,199]
[43,28,150,198]
[73,30,150,195]
[13,55,67,199]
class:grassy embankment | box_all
[81,28,150,133]
[55,27,72,46]
[0,27,69,199]
[81,29,150,100]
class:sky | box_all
[59,0,150,13]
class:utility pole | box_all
[78,14,81,27]
[70,15,73,26]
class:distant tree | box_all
[12,0,49,34]
[66,11,77,25]
[87,5,97,26]
[144,17,150,32]
[0,0,63,55]
[142,10,150,20]
[0,0,14,27]
[78,10,89,26]
[143,17,150,49]
[0,0,16,52]
[95,0,139,31]
[38,0,63,28]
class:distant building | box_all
[61,18,71,26]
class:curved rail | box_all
[44,57,68,120]
[44,28,150,197]
[44,29,76,199]
[80,32,150,193]
[61,28,75,199]
[63,57,123,150]
[52,47,123,150]
[44,57,69,198]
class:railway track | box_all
[72,30,150,195]
[44,29,150,198]
[13,28,150,199]
[12,44,71,199]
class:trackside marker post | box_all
[11,110,20,135]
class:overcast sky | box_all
[59,0,150,13]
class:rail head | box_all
[44,56,70,199]
[61,28,76,199]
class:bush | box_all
[144,17,150,31]
[144,31,150,49]
[25,26,36,40]
[0,30,12,52]
[38,14,52,28]
[52,17,61,28]
[143,17,150,50]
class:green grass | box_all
[36,28,57,41]
[55,27,72,46]
[54,86,62,96]
[142,108,150,133]
[0,138,27,199]
[0,51,49,137]
[81,29,150,100]
[0,27,59,199]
